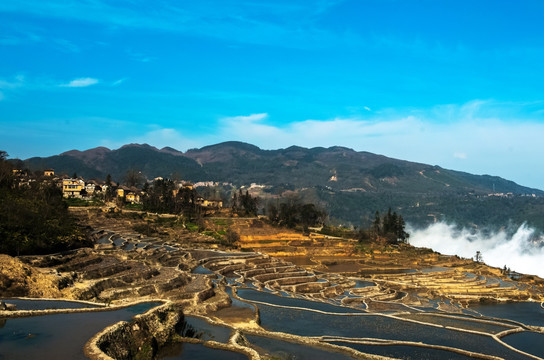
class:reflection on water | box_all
[330,341,473,360]
[245,334,353,360]
[502,331,544,358]
[353,280,375,288]
[191,266,214,275]
[113,237,126,247]
[179,316,232,343]
[226,287,254,310]
[237,288,365,313]
[470,302,544,327]
[0,302,160,360]
[0,299,100,311]
[159,342,248,360]
[398,313,513,334]
[256,303,529,360]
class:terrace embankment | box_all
[228,217,544,305]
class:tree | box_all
[372,211,381,236]
[231,190,258,216]
[300,203,326,232]
[267,197,326,230]
[266,203,279,222]
[142,178,176,214]
[231,192,238,214]
[361,209,409,244]
[124,169,144,187]
[475,251,483,263]
[104,174,114,202]
[395,215,409,243]
[224,229,240,245]
[0,151,13,188]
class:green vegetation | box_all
[64,197,104,207]
[231,189,258,216]
[185,222,200,232]
[358,208,409,244]
[267,197,326,232]
[224,229,240,246]
[319,225,354,238]
[124,203,144,211]
[0,151,87,255]
[142,178,202,217]
[212,218,231,226]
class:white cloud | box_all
[0,75,25,89]
[60,77,99,88]
[0,75,25,100]
[112,78,127,86]
[453,152,467,159]
[222,113,269,123]
[363,106,371,111]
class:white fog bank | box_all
[408,222,544,278]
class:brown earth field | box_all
[1,207,544,360]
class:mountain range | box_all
[19,142,544,231]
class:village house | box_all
[196,197,223,209]
[44,169,55,177]
[117,185,142,204]
[116,185,130,199]
[84,180,103,196]
[62,178,85,198]
[85,182,96,195]
[182,182,194,190]
[125,191,141,204]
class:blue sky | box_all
[1,0,544,189]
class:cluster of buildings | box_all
[61,177,146,204]
[15,169,223,209]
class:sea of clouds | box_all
[408,222,544,278]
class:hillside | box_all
[18,142,544,230]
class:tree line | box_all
[141,179,203,218]
[358,208,409,244]
[266,199,327,232]
[0,151,87,255]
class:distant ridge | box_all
[19,141,544,230]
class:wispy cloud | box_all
[0,75,25,100]
[125,49,156,63]
[0,75,25,89]
[60,77,99,88]
[0,1,347,50]
[111,78,128,87]
[222,113,269,123]
[453,152,467,159]
[53,38,80,53]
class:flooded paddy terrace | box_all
[2,213,544,359]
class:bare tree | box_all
[124,169,144,187]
